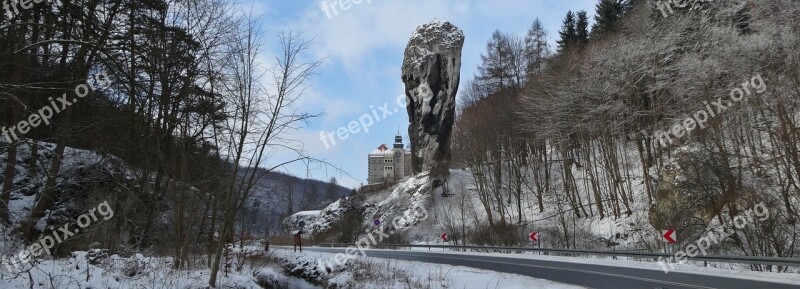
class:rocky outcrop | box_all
[401,20,464,182]
[649,146,746,231]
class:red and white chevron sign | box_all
[661,229,677,244]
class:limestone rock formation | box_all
[401,20,464,182]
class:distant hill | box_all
[237,168,352,237]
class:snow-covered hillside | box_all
[1,141,143,257]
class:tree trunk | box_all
[1,100,19,223]
[23,108,72,235]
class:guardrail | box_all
[270,242,800,267]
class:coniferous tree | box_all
[557,11,578,52]
[576,11,591,47]
[592,0,618,35]
[592,0,634,36]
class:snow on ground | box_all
[0,248,310,289]
[350,166,655,249]
[273,248,584,289]
[374,247,800,285]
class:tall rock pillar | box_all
[401,20,464,183]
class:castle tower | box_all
[393,133,404,149]
[367,134,413,185]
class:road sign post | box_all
[292,230,301,252]
[295,221,306,253]
[530,230,541,254]
[661,229,677,244]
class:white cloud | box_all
[302,0,470,69]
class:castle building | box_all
[367,134,412,184]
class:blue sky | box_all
[253,0,599,188]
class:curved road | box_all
[295,247,799,289]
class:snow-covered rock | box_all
[284,198,350,236]
[285,172,435,241]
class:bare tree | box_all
[208,15,322,286]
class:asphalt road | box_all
[296,247,799,289]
